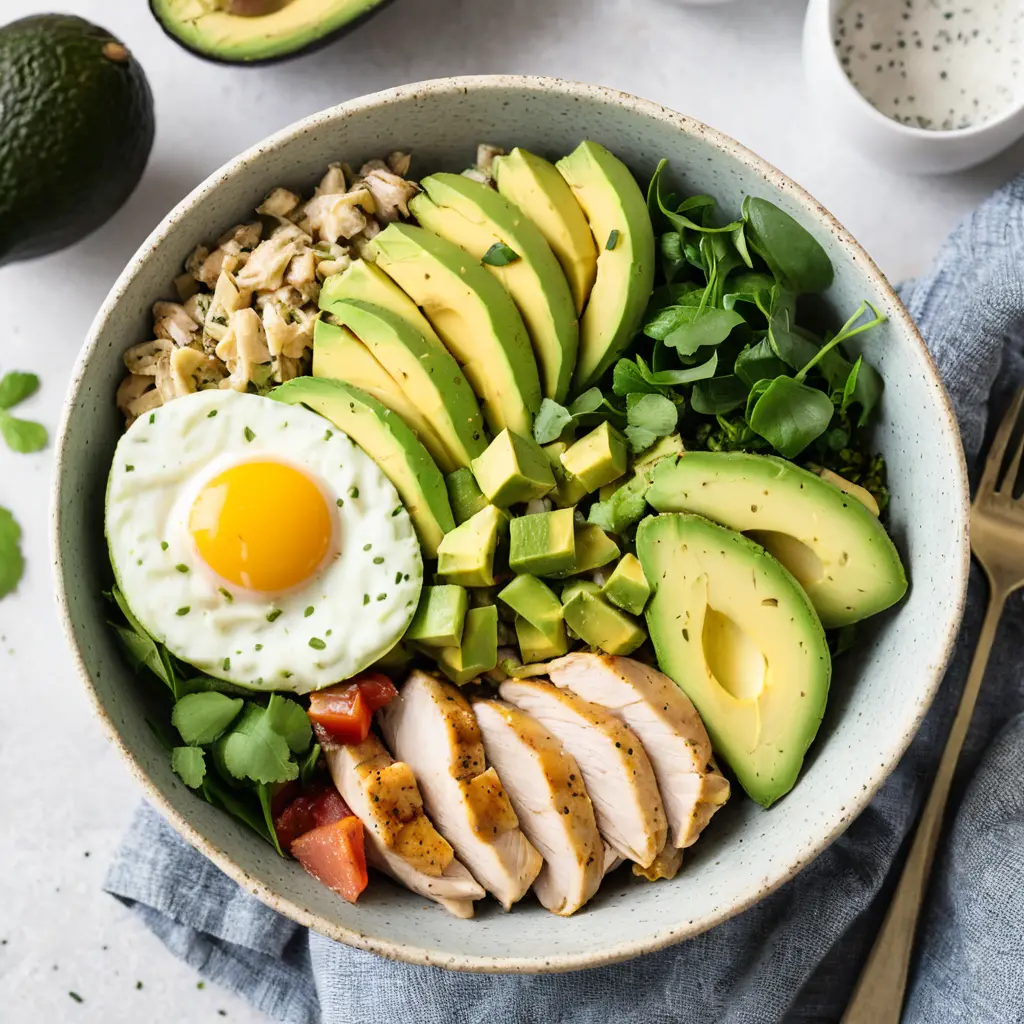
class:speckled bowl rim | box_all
[51,75,971,974]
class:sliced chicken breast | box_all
[473,699,603,916]
[499,679,667,868]
[547,653,730,849]
[632,845,684,882]
[317,726,485,917]
[379,672,542,910]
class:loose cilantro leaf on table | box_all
[0,506,24,599]
[171,746,207,789]
[0,371,46,453]
[0,371,39,409]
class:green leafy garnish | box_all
[0,506,24,599]
[741,196,834,295]
[482,241,520,266]
[532,388,614,445]
[606,229,620,250]
[0,371,46,454]
[257,783,285,857]
[624,393,678,453]
[220,703,299,785]
[171,692,244,746]
[265,693,313,754]
[171,746,207,789]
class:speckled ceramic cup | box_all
[52,76,970,972]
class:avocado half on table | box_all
[151,0,394,64]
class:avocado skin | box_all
[0,16,154,267]
[150,0,395,66]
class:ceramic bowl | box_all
[52,75,969,972]
[804,0,1024,174]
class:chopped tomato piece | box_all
[307,684,373,744]
[291,816,368,904]
[273,782,354,850]
[356,673,399,712]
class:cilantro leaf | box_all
[533,399,573,445]
[0,410,46,453]
[171,746,207,789]
[625,393,678,453]
[257,783,286,857]
[587,471,651,534]
[221,703,299,785]
[649,306,745,356]
[0,371,39,409]
[567,388,605,416]
[172,692,244,746]
[265,693,313,754]
[0,506,24,599]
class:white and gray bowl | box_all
[51,76,969,972]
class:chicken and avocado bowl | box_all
[103,139,907,917]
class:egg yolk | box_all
[189,461,334,593]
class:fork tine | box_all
[1000,412,1024,495]
[978,385,1024,496]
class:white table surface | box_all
[0,0,1015,1020]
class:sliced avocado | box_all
[445,467,489,525]
[324,299,486,470]
[545,521,620,579]
[562,590,646,657]
[636,512,831,807]
[312,319,453,471]
[560,421,629,493]
[412,172,579,402]
[498,574,565,642]
[492,148,598,316]
[272,377,453,558]
[404,585,468,648]
[556,142,656,391]
[373,223,541,437]
[508,508,576,576]
[150,0,393,65]
[647,452,908,628]
[602,553,650,616]
[471,428,554,507]
[433,605,499,685]
[436,504,507,587]
[515,616,570,663]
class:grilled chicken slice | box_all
[546,653,730,849]
[317,726,484,917]
[632,845,683,882]
[499,679,667,868]
[473,699,603,916]
[379,672,542,910]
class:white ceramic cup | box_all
[803,0,1024,174]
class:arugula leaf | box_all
[691,375,749,415]
[171,692,244,746]
[257,783,286,857]
[533,399,573,445]
[650,306,745,356]
[171,746,207,789]
[0,506,24,599]
[221,703,299,785]
[0,371,39,409]
[741,196,834,294]
[265,693,313,754]
[747,377,835,457]
[299,742,322,785]
[482,242,519,266]
[625,393,678,453]
[0,411,46,453]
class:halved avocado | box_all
[411,173,579,403]
[373,223,541,438]
[273,376,454,557]
[312,319,453,472]
[647,452,908,628]
[150,0,393,65]
[637,512,830,807]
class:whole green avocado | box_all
[0,15,154,267]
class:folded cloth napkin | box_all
[106,173,1024,1024]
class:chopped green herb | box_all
[373,556,384,565]
[218,587,233,602]
[323,429,333,441]
[606,228,620,250]
[68,992,83,1004]
[222,657,231,671]
[308,637,326,650]
[243,426,255,443]
[395,571,403,584]
[266,609,282,622]
[482,241,520,266]
[160,541,169,551]
[336,498,344,507]
[304,606,314,617]
[255,643,262,651]
[348,486,359,499]
[125,464,134,472]
[208,410,218,418]
[363,594,370,605]
[376,593,386,602]
[149,414,155,424]
[392,506,402,516]
[175,563,189,573]
[176,606,190,616]
[363,543,372,551]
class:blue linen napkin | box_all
[105,173,1024,1024]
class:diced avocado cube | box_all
[543,441,589,508]
[445,467,489,525]
[508,507,576,576]
[560,421,628,493]
[515,615,570,663]
[372,640,413,672]
[633,432,685,469]
[434,605,499,685]
[562,591,646,656]
[471,428,555,507]
[560,579,601,606]
[601,554,651,615]
[544,522,620,579]
[498,574,564,642]
[437,505,507,587]
[404,585,469,648]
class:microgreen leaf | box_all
[735,339,789,388]
[482,242,519,266]
[171,692,244,746]
[533,399,574,445]
[0,506,24,599]
[648,306,745,356]
[841,356,863,413]
[588,471,652,534]
[741,196,834,294]
[647,161,743,235]
[0,371,39,409]
[638,351,718,387]
[747,376,835,457]
[690,375,750,415]
[567,388,605,417]
[625,393,678,452]
[265,693,313,754]
[0,410,47,453]
[257,783,286,857]
[171,746,207,789]
[220,704,299,785]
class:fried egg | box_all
[105,389,422,693]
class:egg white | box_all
[105,389,422,693]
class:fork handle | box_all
[841,587,1008,1024]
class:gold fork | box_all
[842,384,1024,1023]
